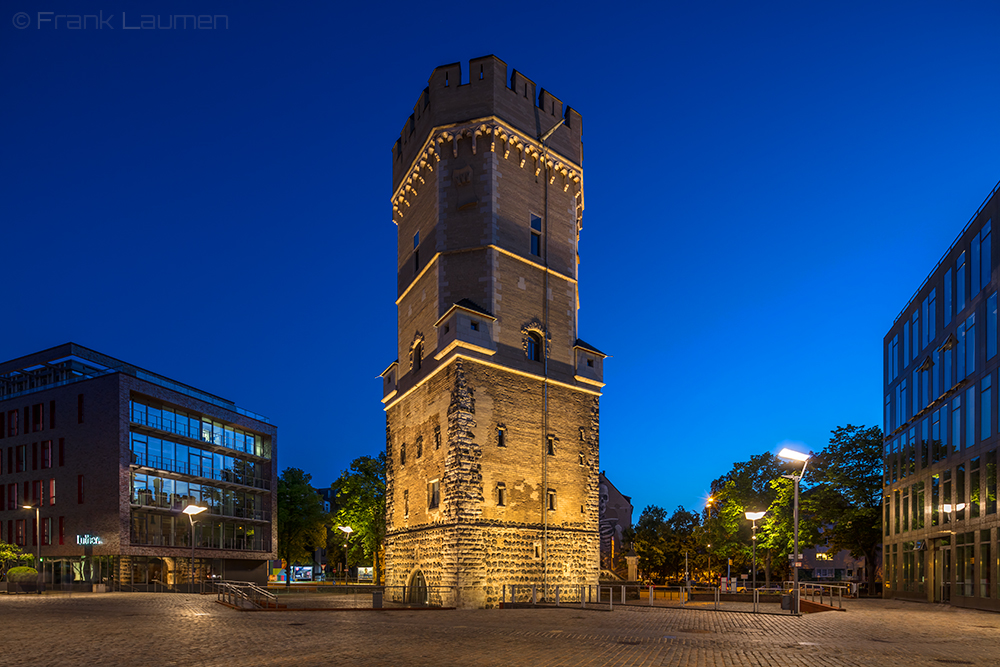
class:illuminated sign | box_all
[76,534,104,546]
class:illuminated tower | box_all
[380,56,606,608]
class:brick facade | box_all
[382,56,605,608]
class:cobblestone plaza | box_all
[2,593,997,666]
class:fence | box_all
[502,582,852,615]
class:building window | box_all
[403,489,409,518]
[945,268,954,325]
[547,435,555,456]
[416,436,423,459]
[579,451,585,466]
[471,320,479,332]
[989,292,998,361]
[497,425,506,448]
[547,489,556,511]
[982,376,992,442]
[413,342,422,373]
[533,542,542,560]
[958,251,967,314]
[587,358,594,367]
[32,404,43,433]
[434,425,441,450]
[41,517,51,546]
[526,333,542,362]
[400,443,406,466]
[9,410,18,437]
[41,441,52,469]
[530,214,542,256]
[924,288,936,349]
[973,220,991,296]
[427,480,440,509]
[15,519,25,546]
[49,401,55,429]
[58,438,64,466]
[413,232,420,273]
[58,516,64,545]
[16,445,25,473]
[49,479,55,506]
[496,482,506,507]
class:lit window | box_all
[427,480,440,509]
[530,214,542,256]
[526,333,542,362]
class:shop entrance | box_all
[934,542,951,603]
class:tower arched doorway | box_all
[406,569,427,605]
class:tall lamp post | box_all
[183,505,207,592]
[778,447,811,616]
[22,504,41,594]
[745,511,766,593]
[338,526,353,584]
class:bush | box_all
[7,566,38,583]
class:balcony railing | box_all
[131,451,271,492]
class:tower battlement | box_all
[392,55,582,190]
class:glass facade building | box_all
[0,343,276,590]
[883,180,1000,610]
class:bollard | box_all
[621,585,625,604]
[532,584,537,605]
[649,585,653,607]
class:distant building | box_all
[883,179,1000,610]
[800,545,866,587]
[598,471,632,567]
[0,343,277,588]
[381,56,606,608]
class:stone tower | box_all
[380,56,606,609]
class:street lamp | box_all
[22,504,41,594]
[778,447,811,615]
[745,511,766,594]
[183,505,207,591]
[338,526,353,584]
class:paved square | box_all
[0,593,995,666]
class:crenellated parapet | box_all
[390,116,584,229]
[391,55,583,193]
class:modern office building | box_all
[381,56,606,608]
[0,343,277,588]
[883,180,1000,611]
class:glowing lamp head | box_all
[183,505,207,515]
[338,526,353,534]
[778,448,811,462]
[745,511,766,521]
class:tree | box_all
[632,505,702,583]
[276,468,328,588]
[0,541,31,580]
[809,424,883,594]
[332,453,387,585]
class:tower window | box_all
[434,425,441,450]
[414,232,420,272]
[497,425,506,448]
[496,482,506,507]
[471,321,479,331]
[416,436,423,459]
[579,451,585,466]
[401,443,407,465]
[547,489,556,511]
[587,358,594,367]
[527,333,542,362]
[547,435,555,456]
[530,215,542,256]
[413,342,422,372]
[428,479,440,509]
[404,490,409,518]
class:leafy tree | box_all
[332,453,387,585]
[0,541,31,580]
[276,468,329,588]
[809,425,883,593]
[632,505,701,583]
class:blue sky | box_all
[3,0,999,518]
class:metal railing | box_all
[216,580,277,609]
